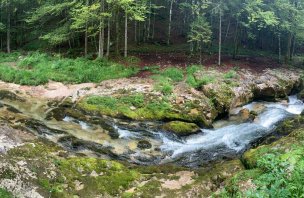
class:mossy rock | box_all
[162,121,200,136]
[77,95,212,126]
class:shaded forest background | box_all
[0,0,304,64]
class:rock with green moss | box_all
[76,94,214,127]
[162,121,200,136]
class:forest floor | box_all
[134,53,283,78]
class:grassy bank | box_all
[0,52,138,85]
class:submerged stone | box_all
[137,140,152,150]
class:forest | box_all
[0,1,304,198]
[0,0,303,62]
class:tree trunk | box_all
[134,21,137,43]
[286,32,292,62]
[115,10,120,56]
[147,0,152,39]
[124,12,128,58]
[7,0,11,53]
[85,0,89,56]
[278,33,281,63]
[233,20,239,59]
[224,17,231,43]
[98,0,105,58]
[291,35,296,59]
[167,0,174,45]
[199,42,202,64]
[152,12,156,39]
[106,17,111,57]
[218,8,222,66]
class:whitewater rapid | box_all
[157,95,304,164]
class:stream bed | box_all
[0,95,303,167]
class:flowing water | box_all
[0,95,303,167]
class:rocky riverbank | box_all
[0,67,303,197]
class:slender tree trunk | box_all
[143,21,146,43]
[7,0,11,54]
[286,32,292,62]
[199,42,202,64]
[124,12,128,58]
[224,16,231,42]
[98,0,105,58]
[278,33,281,63]
[106,18,111,57]
[167,0,174,45]
[147,0,152,39]
[85,0,89,56]
[233,20,239,59]
[134,21,137,43]
[115,10,120,56]
[291,35,296,59]
[218,8,222,66]
[152,12,156,39]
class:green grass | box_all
[152,75,174,95]
[223,70,238,79]
[161,67,184,82]
[0,51,139,85]
[0,188,13,198]
[185,65,215,88]
[0,52,20,63]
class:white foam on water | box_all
[63,116,91,130]
[159,95,304,160]
[114,125,139,139]
[160,123,266,158]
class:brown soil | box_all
[135,53,285,78]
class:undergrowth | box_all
[0,52,138,85]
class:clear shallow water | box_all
[1,95,303,166]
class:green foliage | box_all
[0,52,138,85]
[161,67,184,82]
[223,127,304,197]
[152,75,174,95]
[0,52,21,63]
[188,16,212,44]
[244,151,304,197]
[223,70,237,79]
[0,188,13,198]
[185,65,207,88]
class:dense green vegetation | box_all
[0,52,138,85]
[220,117,304,197]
